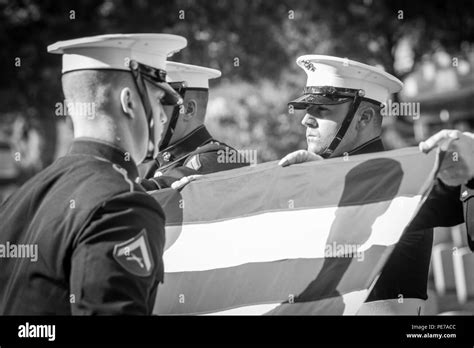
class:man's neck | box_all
[73,123,131,159]
[169,123,204,147]
[329,136,383,158]
[347,136,384,156]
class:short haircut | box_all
[61,70,135,113]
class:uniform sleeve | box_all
[140,166,198,190]
[70,191,166,315]
[140,146,250,190]
[182,145,250,174]
[406,179,464,233]
[462,180,474,251]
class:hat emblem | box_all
[300,59,317,72]
[163,152,171,162]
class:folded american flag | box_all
[151,147,437,315]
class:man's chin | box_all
[307,143,326,156]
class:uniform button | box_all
[163,152,171,162]
[462,190,468,198]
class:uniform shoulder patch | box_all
[185,154,202,171]
[113,229,154,277]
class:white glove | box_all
[170,174,203,190]
[278,150,324,167]
[419,129,474,186]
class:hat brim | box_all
[288,94,352,109]
[156,81,184,106]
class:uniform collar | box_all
[155,125,213,169]
[347,137,385,156]
[69,138,139,181]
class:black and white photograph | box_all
[0,0,473,345]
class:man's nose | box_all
[302,114,318,128]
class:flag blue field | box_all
[151,147,438,315]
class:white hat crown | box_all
[296,55,403,104]
[165,61,221,89]
[48,33,187,74]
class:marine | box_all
[279,54,433,314]
[139,62,249,190]
[0,33,186,315]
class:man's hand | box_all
[419,129,474,186]
[170,175,203,190]
[278,150,324,167]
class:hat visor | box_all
[156,81,184,106]
[288,94,352,109]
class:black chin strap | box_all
[159,85,208,151]
[129,60,183,162]
[321,91,363,158]
[160,105,181,151]
[129,61,155,162]
[159,81,189,151]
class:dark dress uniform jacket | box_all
[0,139,165,315]
[140,125,249,190]
[346,138,434,302]
[408,178,474,251]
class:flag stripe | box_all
[163,197,419,272]
[154,245,388,314]
[152,148,437,226]
[264,289,369,315]
[203,290,368,315]
[152,148,438,315]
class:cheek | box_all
[162,106,173,126]
[135,113,148,138]
[153,117,163,140]
[163,105,174,117]
[318,119,339,138]
[152,108,164,140]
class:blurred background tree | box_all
[1,0,474,174]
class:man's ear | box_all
[183,100,197,121]
[120,87,135,119]
[356,106,375,130]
